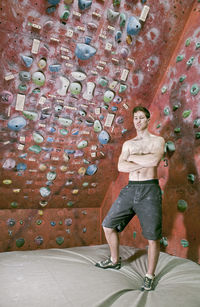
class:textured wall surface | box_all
[0,0,199,262]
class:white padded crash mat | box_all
[0,245,200,307]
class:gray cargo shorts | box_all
[102,179,162,240]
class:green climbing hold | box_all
[179,75,186,83]
[196,42,200,49]
[160,237,168,247]
[195,132,200,139]
[33,132,44,143]
[18,84,27,92]
[56,236,64,245]
[82,182,89,187]
[11,201,18,208]
[181,239,189,248]
[187,174,195,183]
[186,56,194,67]
[161,86,167,94]
[36,219,42,225]
[185,38,191,47]
[165,141,175,152]
[173,104,180,111]
[156,124,161,129]
[176,55,184,62]
[190,84,199,96]
[174,127,181,133]
[23,110,38,121]
[61,10,70,20]
[177,199,188,212]
[16,238,25,248]
[182,110,191,118]
[164,107,170,115]
[113,0,121,6]
[193,118,200,128]
[29,145,42,154]
[60,128,69,135]
[67,201,74,207]
[119,83,127,93]
[98,77,108,87]
[133,231,137,239]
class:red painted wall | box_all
[0,0,199,263]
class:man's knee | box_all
[103,226,116,235]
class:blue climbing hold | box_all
[16,163,27,171]
[49,64,61,72]
[21,55,33,67]
[8,116,27,131]
[78,0,92,10]
[86,164,98,175]
[98,130,110,144]
[47,0,61,5]
[75,43,96,60]
[127,16,141,35]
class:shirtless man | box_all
[95,106,165,291]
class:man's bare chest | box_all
[129,139,156,155]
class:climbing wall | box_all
[0,0,198,259]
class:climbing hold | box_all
[38,58,47,70]
[70,82,82,95]
[186,56,194,67]
[164,107,170,116]
[65,218,72,226]
[98,77,108,87]
[46,6,57,14]
[193,118,200,128]
[182,110,191,118]
[113,95,122,104]
[165,141,175,152]
[181,239,189,248]
[120,47,129,59]
[47,0,61,4]
[49,64,61,72]
[179,75,186,83]
[126,35,132,45]
[86,164,98,175]
[111,106,118,112]
[64,0,74,3]
[23,110,38,121]
[39,164,47,171]
[29,145,42,154]
[71,128,79,135]
[40,187,51,197]
[74,150,84,157]
[19,71,31,82]
[160,237,168,247]
[115,31,122,43]
[83,82,95,100]
[196,42,200,49]
[94,120,102,132]
[113,0,121,6]
[75,43,96,60]
[8,116,27,131]
[127,16,141,35]
[60,128,69,135]
[54,105,63,112]
[187,174,195,183]
[16,238,25,248]
[190,84,199,96]
[18,84,27,92]
[107,9,119,22]
[174,127,181,133]
[67,201,74,207]
[77,140,88,149]
[85,36,92,45]
[32,71,45,86]
[58,117,73,126]
[11,201,18,208]
[64,149,75,154]
[60,165,68,172]
[176,55,184,62]
[78,167,86,176]
[71,71,87,81]
[78,0,92,10]
[35,236,44,246]
[47,171,56,181]
[21,55,33,67]
[116,116,124,124]
[185,38,191,47]
[177,199,188,212]
[2,159,16,170]
[104,90,115,103]
[98,130,110,144]
[195,132,200,139]
[79,109,87,117]
[61,10,70,20]
[56,237,64,245]
[0,90,13,104]
[16,163,27,171]
[7,218,16,226]
[161,86,167,94]
[57,76,70,96]
[3,179,12,185]
[120,13,126,27]
[119,84,127,93]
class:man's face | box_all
[133,111,149,131]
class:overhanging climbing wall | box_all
[0,0,198,258]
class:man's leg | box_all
[103,226,119,264]
[147,239,160,275]
[141,239,160,291]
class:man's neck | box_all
[136,129,150,139]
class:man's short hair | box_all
[132,106,150,119]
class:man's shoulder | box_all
[151,134,165,143]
